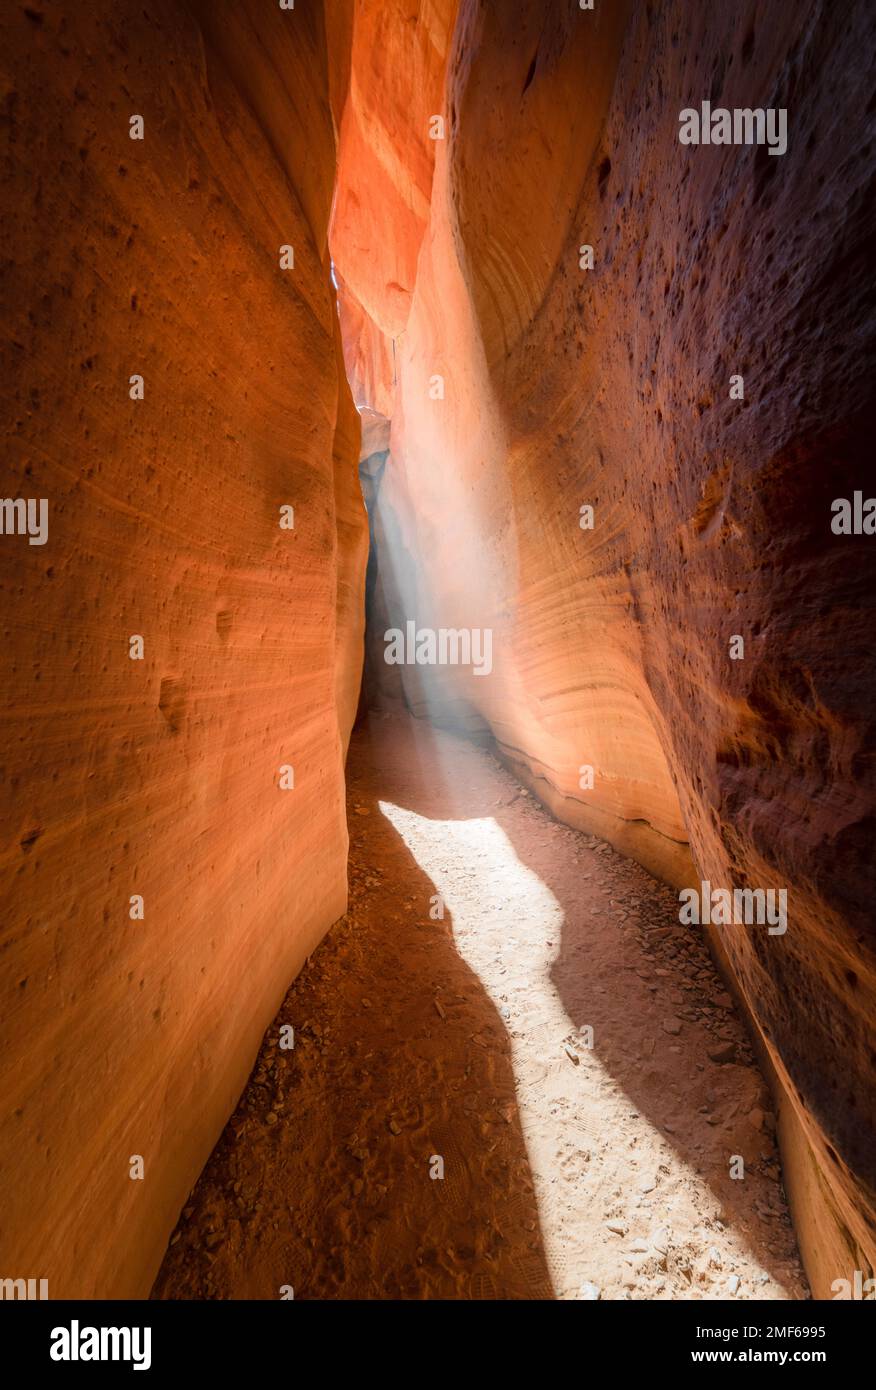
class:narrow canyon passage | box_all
[154,712,807,1301]
[3,0,874,1318]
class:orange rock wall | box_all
[331,0,876,1295]
[0,0,366,1297]
[2,0,873,1305]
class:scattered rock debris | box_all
[154,713,808,1302]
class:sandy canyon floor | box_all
[154,711,808,1301]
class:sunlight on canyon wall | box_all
[329,0,876,1297]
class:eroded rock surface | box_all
[0,0,365,1297]
[330,0,876,1294]
[2,0,873,1304]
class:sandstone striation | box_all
[0,0,365,1297]
[330,0,876,1294]
[1,0,873,1305]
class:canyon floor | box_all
[153,711,809,1301]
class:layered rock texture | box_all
[2,0,874,1304]
[0,1,366,1297]
[331,0,876,1295]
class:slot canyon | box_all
[1,0,874,1310]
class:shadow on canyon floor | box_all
[152,713,551,1299]
[154,710,807,1300]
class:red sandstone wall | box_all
[331,0,876,1295]
[2,0,873,1305]
[0,0,365,1297]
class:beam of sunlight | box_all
[379,799,782,1301]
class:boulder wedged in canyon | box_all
[0,1,365,1297]
[331,0,876,1294]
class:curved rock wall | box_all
[2,0,873,1304]
[0,0,365,1297]
[331,0,876,1295]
